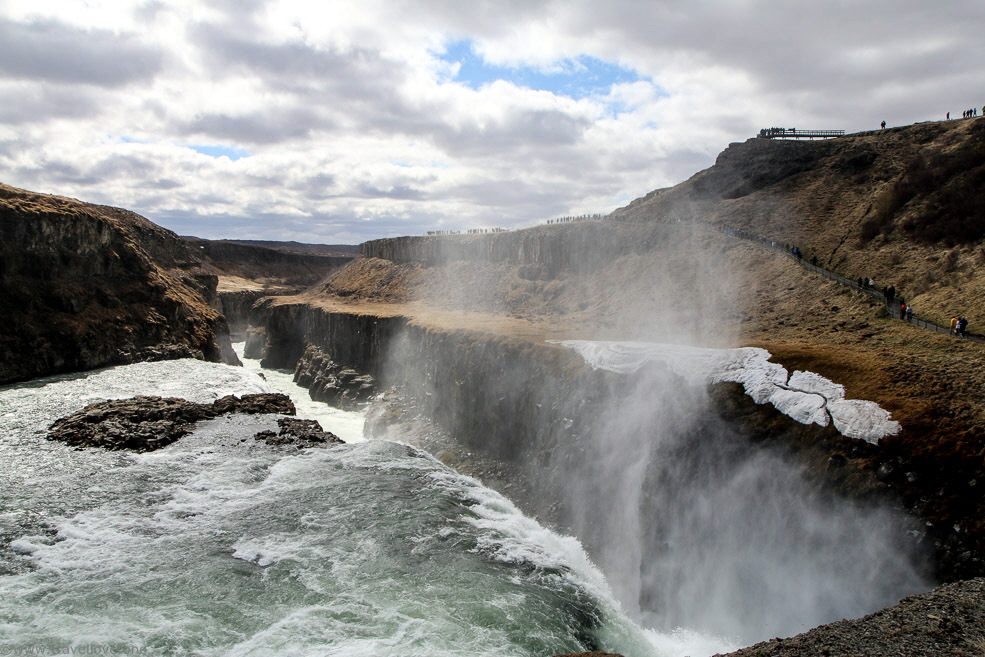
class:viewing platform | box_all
[758,127,845,140]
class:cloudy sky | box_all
[2,1,983,244]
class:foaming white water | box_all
[0,424,656,656]
[233,342,367,443]
[0,358,271,436]
[0,358,689,656]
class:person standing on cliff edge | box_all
[881,120,886,129]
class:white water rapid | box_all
[0,341,932,656]
[0,354,700,657]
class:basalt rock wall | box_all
[0,183,238,384]
[248,299,982,582]
[359,222,664,277]
[251,300,616,461]
[248,301,885,499]
[250,299,406,376]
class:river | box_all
[0,351,732,657]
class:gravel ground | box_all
[717,578,985,657]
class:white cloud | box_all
[1,0,984,243]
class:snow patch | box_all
[552,340,900,443]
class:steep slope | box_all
[612,117,985,332]
[305,117,985,580]
[0,183,238,384]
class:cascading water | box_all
[537,342,931,645]
[0,357,666,657]
[0,331,933,657]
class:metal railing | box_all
[716,227,983,343]
[758,128,845,140]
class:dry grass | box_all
[306,122,985,575]
[966,635,985,655]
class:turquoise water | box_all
[0,359,667,657]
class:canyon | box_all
[3,116,985,655]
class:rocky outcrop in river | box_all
[47,393,296,451]
[254,417,343,446]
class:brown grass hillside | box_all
[316,117,985,578]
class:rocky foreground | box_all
[551,580,985,657]
[718,578,985,657]
[47,393,342,451]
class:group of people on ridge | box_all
[950,316,970,338]
[947,107,984,119]
[720,226,973,339]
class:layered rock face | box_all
[185,237,354,287]
[293,345,378,409]
[0,183,239,384]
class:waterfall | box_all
[539,344,929,643]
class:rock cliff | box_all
[310,118,985,582]
[185,236,354,289]
[0,183,239,384]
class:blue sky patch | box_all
[190,144,251,161]
[437,39,646,99]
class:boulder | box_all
[255,417,343,447]
[47,393,296,451]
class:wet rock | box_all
[254,417,342,447]
[293,345,377,409]
[212,392,295,415]
[47,393,296,452]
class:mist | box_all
[373,218,931,647]
[540,360,928,643]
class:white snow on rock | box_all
[552,340,901,443]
